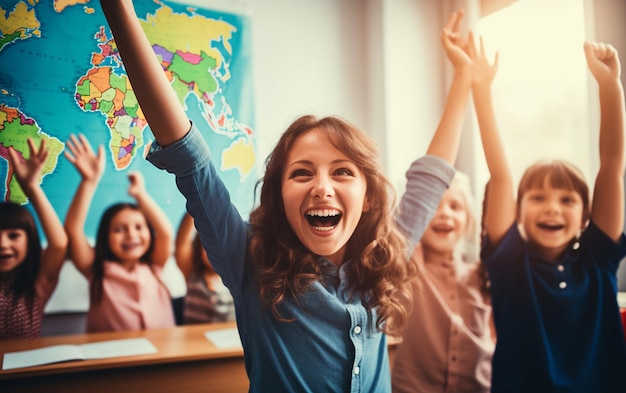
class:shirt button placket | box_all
[348,306,365,393]
[353,324,362,378]
[557,264,567,289]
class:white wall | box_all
[379,0,446,190]
[228,0,447,192]
[46,0,451,312]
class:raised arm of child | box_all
[426,10,473,164]
[175,213,196,280]
[469,35,516,246]
[127,171,173,267]
[63,134,105,278]
[584,41,626,241]
[8,138,68,285]
[100,0,189,146]
[397,10,473,247]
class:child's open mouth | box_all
[121,243,141,251]
[432,223,453,234]
[537,222,564,231]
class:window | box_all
[472,0,591,195]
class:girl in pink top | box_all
[64,134,175,332]
[392,172,495,393]
[1,139,68,340]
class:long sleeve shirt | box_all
[147,124,454,393]
[392,244,494,393]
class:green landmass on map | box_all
[74,4,256,177]
[0,0,41,51]
[0,0,256,211]
[0,103,64,204]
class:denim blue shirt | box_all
[147,124,454,392]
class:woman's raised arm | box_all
[99,0,190,146]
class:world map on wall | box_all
[0,0,258,239]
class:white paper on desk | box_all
[2,337,157,370]
[204,328,242,349]
[80,337,157,359]
[2,345,85,370]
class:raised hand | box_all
[126,168,173,267]
[441,10,472,71]
[8,138,48,194]
[468,34,499,89]
[127,171,146,199]
[586,40,625,241]
[584,41,621,84]
[9,138,68,282]
[64,134,105,183]
[422,9,474,166]
[469,33,515,245]
[64,134,105,276]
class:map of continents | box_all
[0,0,257,239]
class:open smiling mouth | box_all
[306,209,342,232]
[121,243,141,251]
[537,222,565,231]
[432,224,453,234]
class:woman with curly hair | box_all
[100,1,473,391]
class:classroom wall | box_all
[250,0,446,190]
[46,0,448,312]
[48,0,626,312]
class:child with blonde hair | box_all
[392,171,495,393]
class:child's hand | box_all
[64,134,105,183]
[127,171,146,199]
[468,34,499,89]
[8,138,47,193]
[584,41,621,84]
[441,10,472,71]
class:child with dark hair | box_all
[175,212,235,324]
[473,33,626,392]
[64,134,175,332]
[1,139,68,340]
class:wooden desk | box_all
[0,322,248,393]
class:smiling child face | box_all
[421,186,468,260]
[518,179,584,261]
[108,208,152,266]
[0,228,28,273]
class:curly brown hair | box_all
[248,115,416,334]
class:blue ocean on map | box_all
[0,0,258,240]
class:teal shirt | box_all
[148,124,454,392]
